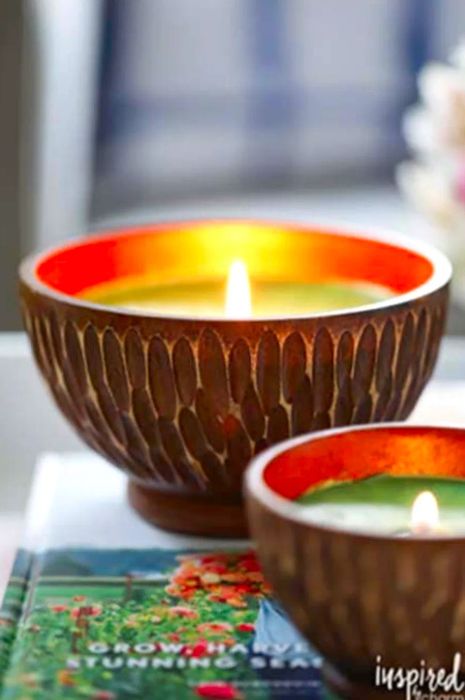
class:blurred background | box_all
[1,0,465,575]
[2,0,465,332]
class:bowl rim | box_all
[19,217,452,323]
[245,422,465,543]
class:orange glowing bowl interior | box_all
[264,427,465,501]
[35,221,434,300]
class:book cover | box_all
[0,455,326,700]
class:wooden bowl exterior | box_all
[19,222,450,536]
[245,426,465,697]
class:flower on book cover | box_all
[195,680,242,699]
[168,605,199,619]
[70,604,102,620]
[182,639,210,657]
[57,668,76,686]
[235,622,255,633]
[50,604,68,613]
[166,550,271,607]
[196,622,233,635]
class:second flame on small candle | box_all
[225,260,253,319]
[410,490,440,535]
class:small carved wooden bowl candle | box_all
[19,220,450,537]
[246,425,465,699]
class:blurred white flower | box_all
[418,63,465,148]
[398,39,465,235]
[397,161,458,228]
[403,106,437,153]
[450,41,465,69]
[397,39,465,302]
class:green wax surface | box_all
[296,475,465,535]
[81,279,391,318]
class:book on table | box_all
[0,453,325,699]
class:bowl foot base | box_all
[128,482,249,538]
[322,662,405,699]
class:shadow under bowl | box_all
[19,220,450,537]
[245,424,465,699]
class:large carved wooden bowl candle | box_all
[245,425,465,699]
[19,220,450,536]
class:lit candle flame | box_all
[410,491,439,534]
[225,260,252,319]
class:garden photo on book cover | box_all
[0,548,321,699]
